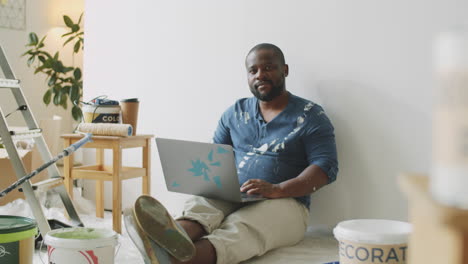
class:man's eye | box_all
[249,70,256,74]
[265,66,272,70]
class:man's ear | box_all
[284,64,289,77]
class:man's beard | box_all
[250,82,285,102]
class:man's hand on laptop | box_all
[240,179,283,199]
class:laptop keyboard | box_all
[241,193,264,200]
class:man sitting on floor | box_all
[147,43,338,264]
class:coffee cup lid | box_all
[121,98,139,102]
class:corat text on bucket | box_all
[339,241,407,263]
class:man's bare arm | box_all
[240,164,329,198]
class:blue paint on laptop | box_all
[217,146,229,154]
[156,138,267,203]
[208,150,214,161]
[210,161,221,167]
[213,176,222,188]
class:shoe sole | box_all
[124,208,157,263]
[124,207,174,264]
[133,195,196,262]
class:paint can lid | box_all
[121,98,139,103]
[333,219,412,245]
[44,227,118,249]
[0,215,37,234]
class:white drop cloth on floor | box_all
[0,199,338,264]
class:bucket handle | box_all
[39,240,46,264]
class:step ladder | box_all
[0,45,83,236]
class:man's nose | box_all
[256,69,267,80]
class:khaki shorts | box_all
[177,196,309,264]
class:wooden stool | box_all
[61,134,154,233]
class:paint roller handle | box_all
[64,133,93,156]
[0,133,93,198]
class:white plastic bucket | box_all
[44,227,118,264]
[82,104,121,123]
[333,219,412,264]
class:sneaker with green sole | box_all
[124,207,172,264]
[133,195,196,262]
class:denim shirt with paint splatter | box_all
[213,92,338,209]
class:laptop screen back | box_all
[156,138,243,202]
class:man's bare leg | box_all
[177,219,207,241]
[176,220,217,264]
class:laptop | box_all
[156,137,266,203]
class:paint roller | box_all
[76,123,133,136]
[0,133,93,198]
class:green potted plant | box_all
[22,14,84,121]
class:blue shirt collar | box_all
[253,92,292,122]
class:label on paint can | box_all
[82,104,121,124]
[0,241,19,263]
[338,240,407,263]
[91,113,120,123]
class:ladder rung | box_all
[0,78,20,89]
[20,177,64,192]
[10,128,42,137]
[0,127,42,143]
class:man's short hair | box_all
[247,43,285,65]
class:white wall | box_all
[85,0,467,230]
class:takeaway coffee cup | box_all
[120,98,139,136]
[333,219,412,264]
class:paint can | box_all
[0,215,37,264]
[44,227,118,264]
[82,104,121,123]
[333,219,411,264]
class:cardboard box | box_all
[0,149,32,205]
[399,174,468,264]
